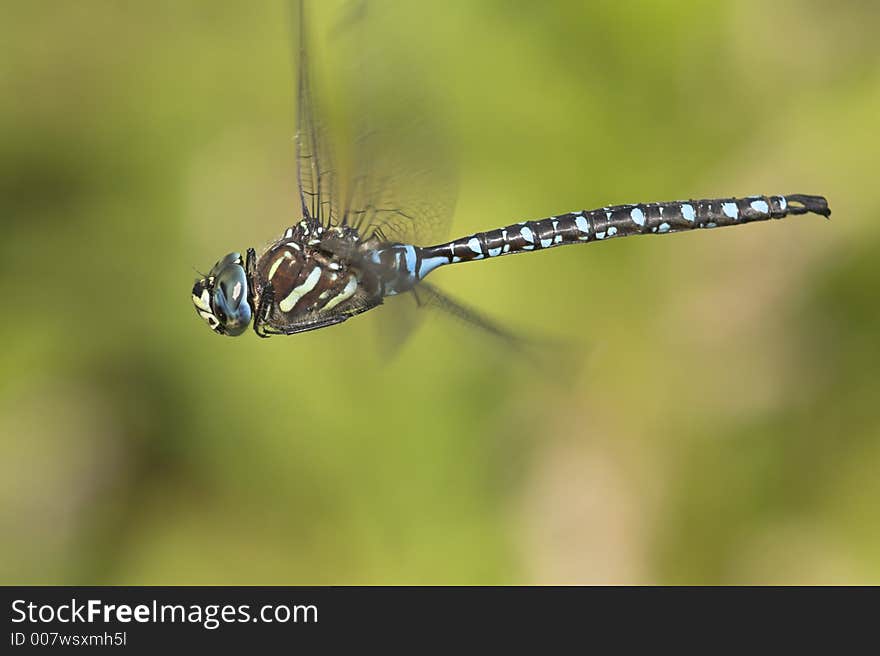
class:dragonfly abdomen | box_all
[414,194,830,281]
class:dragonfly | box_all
[191,3,830,341]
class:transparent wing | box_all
[368,282,506,361]
[343,115,457,246]
[370,291,425,359]
[293,0,338,228]
[329,0,458,246]
[411,283,519,344]
[409,283,583,380]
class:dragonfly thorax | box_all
[249,222,377,335]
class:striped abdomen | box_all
[405,194,830,282]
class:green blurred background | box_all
[1,0,878,584]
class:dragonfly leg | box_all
[246,247,280,338]
[254,284,276,338]
[269,298,384,335]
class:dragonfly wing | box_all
[411,282,521,344]
[369,291,425,359]
[343,118,457,246]
[330,1,458,246]
[293,0,338,229]
[411,282,584,380]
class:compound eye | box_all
[211,259,252,337]
[216,264,248,313]
[209,252,243,278]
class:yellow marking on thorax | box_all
[323,275,358,311]
[267,250,294,281]
[279,266,322,312]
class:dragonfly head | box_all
[192,252,252,336]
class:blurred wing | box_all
[345,125,457,246]
[331,1,458,246]
[411,283,520,344]
[295,1,458,350]
[408,283,584,381]
[370,291,425,359]
[293,0,338,228]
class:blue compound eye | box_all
[210,254,252,337]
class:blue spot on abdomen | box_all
[722,202,739,219]
[630,207,646,227]
[750,200,769,214]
